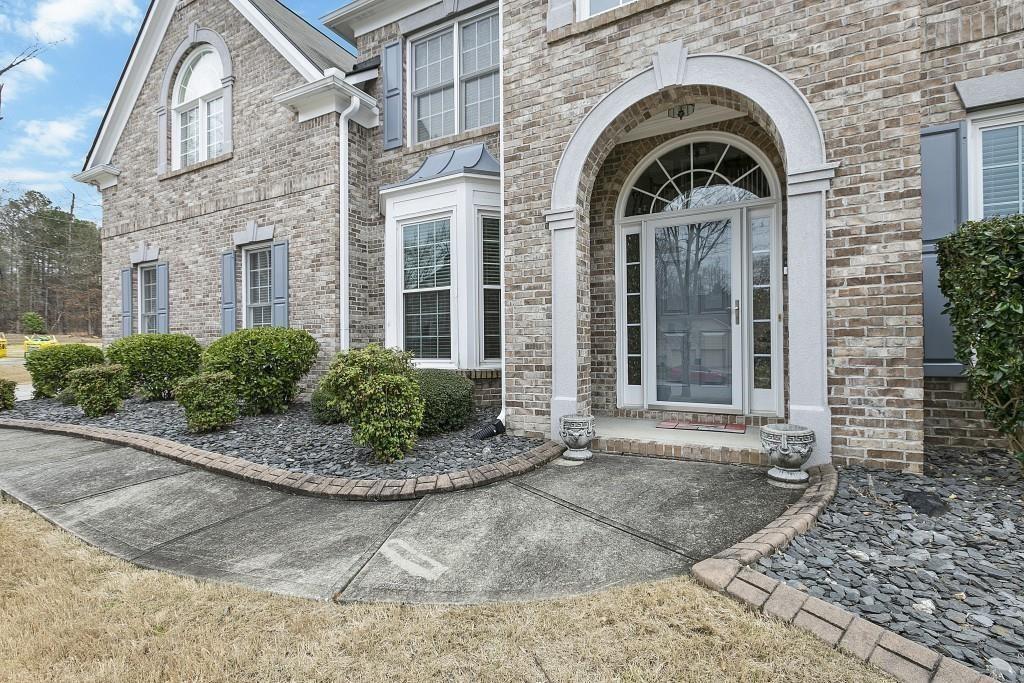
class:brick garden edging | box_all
[691,464,996,683]
[0,418,565,501]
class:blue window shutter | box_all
[382,40,404,150]
[221,252,236,335]
[156,262,169,333]
[271,241,289,328]
[921,122,967,377]
[120,268,132,337]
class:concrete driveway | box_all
[0,428,799,603]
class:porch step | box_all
[593,417,767,466]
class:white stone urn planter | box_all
[559,414,595,461]
[760,424,815,485]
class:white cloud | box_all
[20,0,142,44]
[0,108,102,165]
[0,14,14,32]
[0,53,52,100]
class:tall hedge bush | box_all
[106,334,202,400]
[937,214,1024,460]
[202,328,318,415]
[318,345,424,462]
[25,344,104,398]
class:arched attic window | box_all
[172,48,225,168]
[624,141,772,216]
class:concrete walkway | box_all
[0,428,799,604]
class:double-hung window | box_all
[481,216,501,361]
[172,49,225,169]
[403,219,452,359]
[138,265,158,334]
[979,121,1024,218]
[245,246,273,328]
[410,9,499,144]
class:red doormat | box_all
[656,421,747,434]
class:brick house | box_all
[75,0,1020,472]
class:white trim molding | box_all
[72,164,121,190]
[966,104,1024,221]
[274,69,379,125]
[544,41,837,464]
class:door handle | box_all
[734,299,740,325]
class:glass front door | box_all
[644,211,742,409]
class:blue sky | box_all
[0,0,352,224]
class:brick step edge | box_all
[691,465,995,683]
[0,418,565,502]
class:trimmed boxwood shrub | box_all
[416,369,474,435]
[106,334,202,400]
[67,364,129,417]
[938,214,1024,462]
[0,379,15,411]
[25,344,104,398]
[56,387,78,406]
[175,371,238,433]
[202,328,319,415]
[310,386,345,425]
[318,345,424,462]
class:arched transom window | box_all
[172,49,225,169]
[624,141,772,216]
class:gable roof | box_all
[80,0,355,172]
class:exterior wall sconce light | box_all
[669,103,696,119]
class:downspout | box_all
[497,0,507,427]
[339,96,361,351]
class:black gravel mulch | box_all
[6,398,544,481]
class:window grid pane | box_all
[206,97,224,158]
[247,248,273,328]
[415,87,455,142]
[750,217,773,390]
[981,124,1024,218]
[625,232,642,386]
[141,267,158,334]
[179,107,198,167]
[403,219,452,359]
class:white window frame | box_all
[171,48,226,171]
[401,215,455,362]
[137,263,159,335]
[241,244,273,329]
[406,5,500,146]
[613,132,784,417]
[479,212,502,365]
[578,0,636,21]
[967,105,1024,221]
[381,174,501,369]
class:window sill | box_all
[158,151,233,181]
[405,124,500,156]
[547,0,675,43]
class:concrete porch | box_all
[593,416,768,466]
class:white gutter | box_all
[498,0,507,426]
[339,96,362,351]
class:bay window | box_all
[481,216,502,361]
[403,219,453,359]
[410,8,499,144]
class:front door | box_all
[643,210,743,410]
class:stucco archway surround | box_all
[544,41,838,465]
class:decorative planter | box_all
[760,424,815,484]
[559,414,595,461]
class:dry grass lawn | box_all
[0,501,892,683]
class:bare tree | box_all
[0,44,45,122]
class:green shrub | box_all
[310,386,345,425]
[20,312,45,335]
[318,345,424,461]
[416,369,474,435]
[0,379,15,411]
[202,328,319,415]
[67,364,128,417]
[938,214,1024,462]
[25,344,104,398]
[106,334,202,400]
[174,371,238,433]
[56,387,78,406]
[350,373,424,463]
